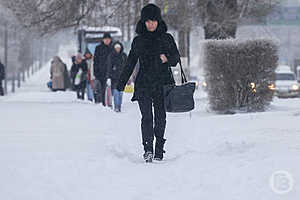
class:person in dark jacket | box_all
[63,63,71,90]
[107,42,127,112]
[0,60,5,96]
[70,55,77,90]
[117,4,180,162]
[93,33,113,106]
[71,54,88,100]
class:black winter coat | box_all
[107,42,127,89]
[117,20,180,101]
[0,61,5,81]
[93,42,113,81]
[70,60,88,87]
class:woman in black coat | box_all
[107,42,127,112]
[117,4,180,162]
[71,54,88,100]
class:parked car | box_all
[273,66,299,98]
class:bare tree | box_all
[197,0,280,39]
[0,0,70,93]
[3,0,97,35]
[2,0,281,39]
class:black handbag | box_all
[163,60,196,113]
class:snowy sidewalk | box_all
[1,43,300,200]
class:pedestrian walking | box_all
[84,49,95,102]
[50,56,66,92]
[94,33,113,106]
[107,42,127,112]
[72,54,88,100]
[117,4,180,162]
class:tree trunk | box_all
[17,69,21,88]
[134,0,141,29]
[4,22,8,95]
[121,4,125,42]
[143,0,150,6]
[11,72,15,93]
[22,68,25,82]
[127,0,131,41]
[178,30,188,57]
[177,0,190,77]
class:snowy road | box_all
[1,44,300,200]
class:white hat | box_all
[114,43,121,49]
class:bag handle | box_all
[179,59,187,84]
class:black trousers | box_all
[76,81,86,100]
[94,79,106,106]
[137,89,166,152]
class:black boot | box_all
[154,138,166,161]
[94,94,100,104]
[143,141,153,163]
[143,151,153,163]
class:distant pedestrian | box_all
[70,56,77,90]
[107,42,127,112]
[93,33,113,106]
[71,54,88,100]
[84,49,95,102]
[50,56,66,92]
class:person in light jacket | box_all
[84,49,95,102]
[50,56,66,91]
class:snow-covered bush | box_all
[203,39,278,112]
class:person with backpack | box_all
[107,42,127,112]
[117,4,180,162]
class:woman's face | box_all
[115,47,121,53]
[76,57,82,63]
[145,20,158,32]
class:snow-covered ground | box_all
[0,42,299,200]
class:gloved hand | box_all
[106,78,111,86]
